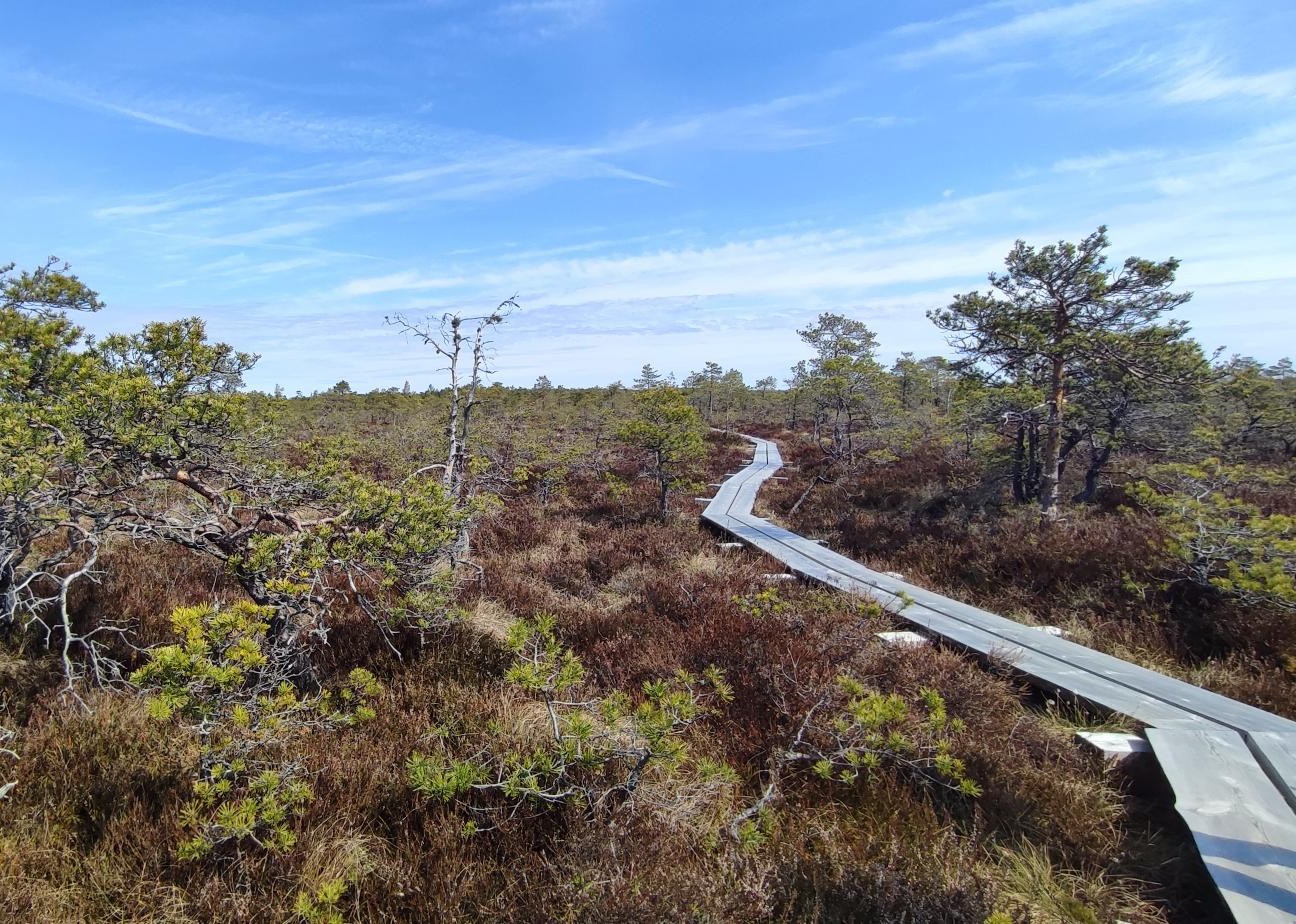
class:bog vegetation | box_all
[1,230,1293,922]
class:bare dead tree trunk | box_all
[388,300,517,559]
[441,315,465,495]
[788,474,827,517]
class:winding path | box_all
[703,434,1296,924]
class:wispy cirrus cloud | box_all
[891,0,1167,68]
[106,103,1296,393]
[304,115,1296,382]
[1070,39,1296,112]
[1162,59,1296,104]
[339,271,468,296]
[601,89,897,153]
[5,64,486,155]
[1050,148,1165,174]
[6,0,1289,393]
[495,0,610,39]
[887,2,1014,39]
[382,0,612,44]
[61,79,898,276]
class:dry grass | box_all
[0,433,1225,922]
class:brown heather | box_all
[0,433,1229,923]
[763,431,1296,719]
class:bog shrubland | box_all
[4,234,1290,922]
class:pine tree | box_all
[929,227,1192,517]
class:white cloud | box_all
[10,0,1294,392]
[339,271,467,296]
[603,89,861,153]
[211,221,326,246]
[1051,148,1163,174]
[285,115,1296,388]
[496,0,608,38]
[892,0,1165,67]
[76,84,886,265]
[1098,42,1296,107]
[6,65,498,155]
[1164,63,1296,103]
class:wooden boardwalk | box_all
[702,435,1296,924]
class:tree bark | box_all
[1011,422,1027,503]
[1039,301,1068,518]
[1074,443,1111,503]
[1026,418,1041,501]
[443,316,464,495]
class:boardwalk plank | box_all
[1248,732,1296,814]
[1147,727,1296,923]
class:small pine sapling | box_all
[132,601,382,861]
[409,614,737,828]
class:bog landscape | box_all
[3,2,1296,922]
[3,230,1295,922]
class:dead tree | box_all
[388,300,516,554]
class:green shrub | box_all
[133,601,380,860]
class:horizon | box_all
[3,0,1294,392]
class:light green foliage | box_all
[407,755,485,802]
[1131,459,1296,610]
[132,601,273,723]
[509,427,597,507]
[295,879,348,924]
[504,613,585,693]
[1,259,114,679]
[681,361,749,423]
[734,587,792,620]
[133,602,381,860]
[93,317,256,462]
[633,363,664,389]
[1201,356,1296,460]
[735,808,773,851]
[239,438,468,641]
[410,615,736,823]
[1,258,471,686]
[799,675,979,796]
[177,766,314,860]
[885,353,959,449]
[616,386,707,515]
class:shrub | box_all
[409,614,736,828]
[132,601,380,860]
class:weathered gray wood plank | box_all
[1074,731,1151,763]
[1147,727,1296,923]
[1248,732,1296,814]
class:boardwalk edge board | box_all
[703,434,1296,924]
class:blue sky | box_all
[2,0,1294,391]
